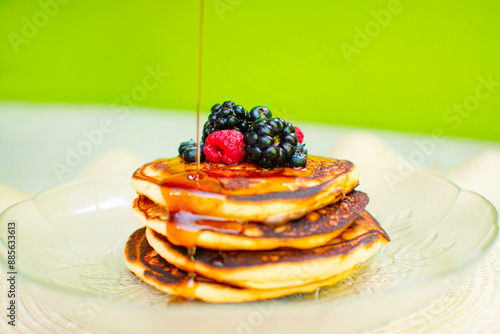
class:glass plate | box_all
[0,166,497,334]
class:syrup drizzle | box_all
[195,0,204,173]
[173,0,205,300]
[167,211,245,249]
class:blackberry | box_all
[244,118,298,168]
[249,106,272,123]
[202,101,249,141]
[178,139,205,163]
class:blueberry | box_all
[249,106,272,122]
[182,145,206,163]
[182,147,197,163]
[289,152,307,168]
[296,143,308,155]
[178,139,196,156]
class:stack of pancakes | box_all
[124,155,389,303]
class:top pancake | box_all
[131,155,359,224]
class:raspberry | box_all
[204,130,246,165]
[294,126,304,143]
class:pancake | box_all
[132,191,369,251]
[131,155,359,224]
[146,211,389,290]
[124,227,357,303]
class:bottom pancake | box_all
[146,211,389,290]
[124,228,357,303]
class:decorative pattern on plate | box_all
[49,241,175,305]
[297,210,456,302]
[41,235,92,271]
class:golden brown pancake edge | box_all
[132,190,369,251]
[124,227,358,303]
[145,211,388,290]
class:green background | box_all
[1,0,499,141]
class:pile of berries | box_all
[178,101,307,168]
